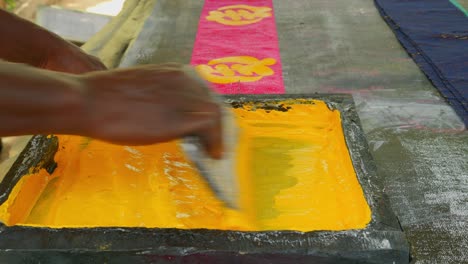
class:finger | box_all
[187,102,224,159]
[181,65,213,94]
[156,65,213,97]
[197,112,223,159]
[84,56,107,72]
[172,103,223,159]
[167,85,219,113]
[157,63,183,69]
[92,59,107,71]
[162,110,219,142]
[161,72,213,99]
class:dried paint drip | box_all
[0,100,371,231]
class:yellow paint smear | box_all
[0,100,371,231]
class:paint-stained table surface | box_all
[119,1,467,263]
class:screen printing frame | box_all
[0,94,409,264]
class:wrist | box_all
[41,73,90,136]
[71,74,101,139]
[0,62,90,138]
[65,75,91,136]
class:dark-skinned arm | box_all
[0,62,222,158]
[0,9,105,73]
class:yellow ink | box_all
[0,100,371,231]
[196,56,276,84]
[206,5,272,26]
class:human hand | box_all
[41,42,107,74]
[0,9,106,74]
[79,64,222,158]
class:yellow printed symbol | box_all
[206,5,272,26]
[196,56,276,84]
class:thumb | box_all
[181,110,223,159]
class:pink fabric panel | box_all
[191,0,284,94]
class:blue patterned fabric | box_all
[375,0,468,125]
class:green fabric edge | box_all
[450,0,468,16]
